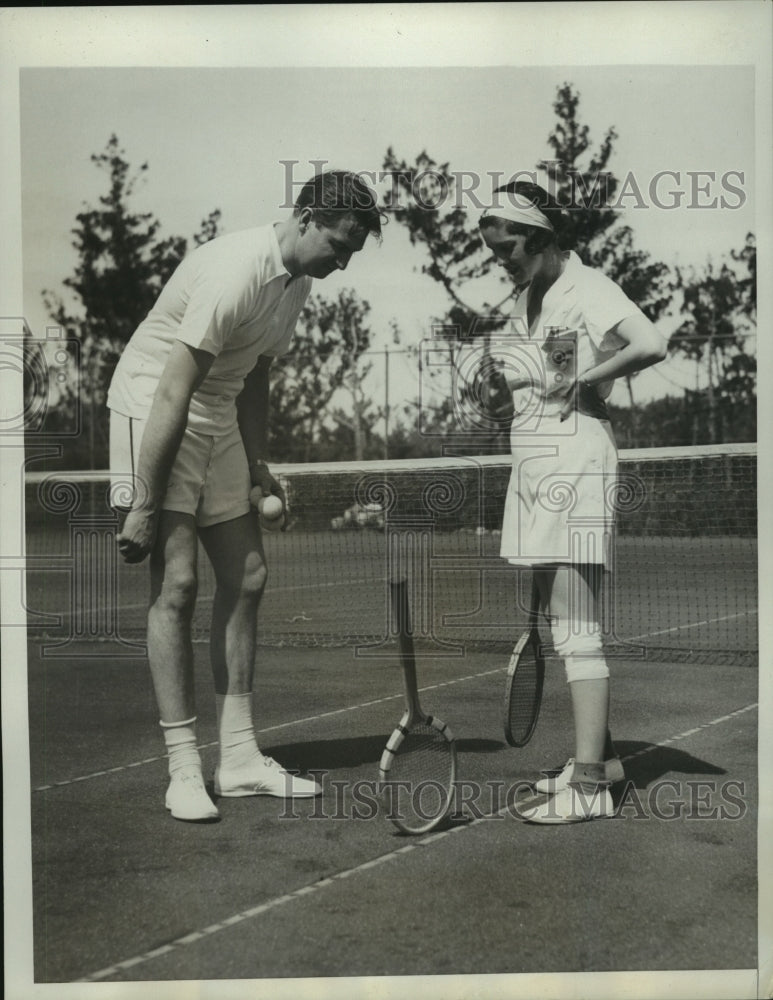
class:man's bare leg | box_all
[149,511,218,821]
[200,513,321,799]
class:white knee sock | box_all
[216,693,261,770]
[160,717,201,778]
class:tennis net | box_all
[22,443,757,664]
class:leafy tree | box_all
[670,235,757,444]
[730,232,756,322]
[39,134,221,467]
[315,415,385,463]
[384,402,461,460]
[381,150,515,452]
[267,288,378,462]
[383,83,673,450]
[540,85,675,428]
[381,151,509,320]
[37,137,384,466]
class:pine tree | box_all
[268,288,378,462]
[40,134,221,466]
[382,83,673,451]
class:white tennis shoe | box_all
[520,783,615,824]
[165,769,220,822]
[214,754,322,798]
[533,756,625,794]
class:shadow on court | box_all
[262,735,506,774]
[262,734,390,771]
[455,737,506,754]
[614,739,728,788]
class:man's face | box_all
[481,220,544,286]
[297,212,369,279]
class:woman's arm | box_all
[560,314,667,421]
[579,314,668,386]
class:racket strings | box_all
[383,721,455,832]
[506,643,542,746]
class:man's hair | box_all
[294,170,384,239]
[483,180,573,255]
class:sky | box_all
[2,6,772,1000]
[18,62,758,418]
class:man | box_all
[108,170,383,822]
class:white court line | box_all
[32,607,756,792]
[68,587,758,639]
[32,662,516,792]
[77,700,758,984]
[621,608,758,642]
[32,692,401,792]
[109,578,379,615]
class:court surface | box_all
[27,632,758,991]
[20,447,762,996]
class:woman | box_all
[479,181,666,824]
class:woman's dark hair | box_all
[482,180,573,255]
[294,170,385,239]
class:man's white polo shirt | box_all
[108,223,311,435]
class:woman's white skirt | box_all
[500,415,618,568]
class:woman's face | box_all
[481,219,546,286]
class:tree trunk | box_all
[353,392,365,461]
[384,348,390,461]
[707,341,716,444]
[625,375,639,446]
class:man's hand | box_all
[117,508,160,563]
[250,462,288,531]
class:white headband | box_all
[480,194,554,232]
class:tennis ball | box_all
[258,493,284,521]
[248,485,265,509]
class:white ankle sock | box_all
[160,717,201,778]
[216,693,262,770]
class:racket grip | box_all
[389,578,421,707]
[389,577,413,639]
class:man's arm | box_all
[236,354,288,520]
[117,341,214,563]
[237,354,273,471]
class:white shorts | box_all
[500,415,618,569]
[109,412,251,528]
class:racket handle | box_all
[389,577,413,641]
[529,576,540,625]
[389,578,421,708]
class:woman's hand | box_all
[559,378,610,422]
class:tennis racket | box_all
[503,577,545,747]
[379,577,457,835]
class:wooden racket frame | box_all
[503,576,546,748]
[378,577,457,835]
